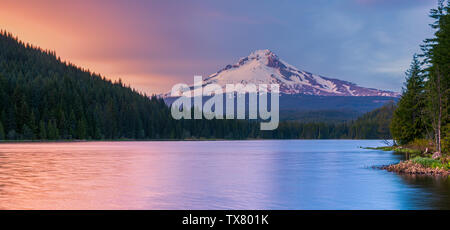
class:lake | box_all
[0,140,449,210]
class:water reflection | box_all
[0,140,448,209]
[397,174,450,209]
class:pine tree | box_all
[420,0,450,153]
[0,121,5,140]
[39,120,47,140]
[28,111,38,139]
[7,130,16,140]
[76,117,87,139]
[47,120,59,140]
[23,124,34,140]
[390,55,427,145]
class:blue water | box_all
[0,140,449,209]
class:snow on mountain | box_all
[166,49,400,97]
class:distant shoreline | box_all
[0,138,389,143]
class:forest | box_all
[0,30,395,141]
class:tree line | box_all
[390,0,449,154]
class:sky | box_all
[0,0,437,94]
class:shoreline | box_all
[0,138,389,143]
[367,146,450,177]
[380,161,450,176]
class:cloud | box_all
[354,0,435,9]
[0,0,437,93]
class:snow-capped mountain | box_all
[166,49,400,97]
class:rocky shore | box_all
[382,161,450,176]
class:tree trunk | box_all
[436,67,442,154]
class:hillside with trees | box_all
[265,102,394,139]
[0,30,179,140]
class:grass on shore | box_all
[365,146,449,171]
[410,156,450,170]
[364,146,422,155]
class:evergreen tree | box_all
[7,130,16,140]
[39,121,47,140]
[0,121,5,140]
[420,0,450,153]
[23,124,35,140]
[390,55,427,145]
[47,120,59,140]
[76,117,87,140]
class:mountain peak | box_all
[236,49,277,67]
[167,50,400,97]
[248,49,275,58]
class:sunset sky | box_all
[0,0,436,94]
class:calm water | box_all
[0,140,449,210]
